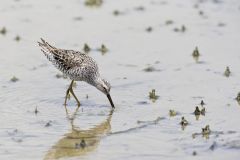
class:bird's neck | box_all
[89,76,103,87]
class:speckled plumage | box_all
[38,38,114,108]
[38,38,99,84]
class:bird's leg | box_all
[64,80,80,107]
[69,86,81,107]
[64,80,74,106]
[64,89,70,106]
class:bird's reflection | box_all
[44,107,113,160]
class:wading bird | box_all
[38,38,114,108]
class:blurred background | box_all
[0,0,240,160]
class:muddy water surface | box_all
[0,0,240,159]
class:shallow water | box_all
[0,0,240,159]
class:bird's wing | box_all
[38,38,86,71]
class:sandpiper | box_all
[38,38,114,108]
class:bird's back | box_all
[38,39,99,82]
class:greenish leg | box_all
[64,81,74,104]
[64,80,80,107]
[69,87,81,107]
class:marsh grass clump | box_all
[113,10,121,16]
[149,89,159,102]
[224,66,231,77]
[194,106,201,115]
[181,25,186,32]
[192,47,200,62]
[236,92,240,101]
[199,10,204,16]
[192,125,211,139]
[73,16,83,21]
[200,100,205,106]
[169,110,177,117]
[34,106,39,115]
[192,151,197,156]
[202,125,211,137]
[194,106,201,120]
[143,66,157,72]
[146,26,153,32]
[15,35,21,41]
[45,120,52,127]
[143,65,161,72]
[180,117,188,130]
[173,28,180,32]
[218,22,226,27]
[173,25,186,32]
[97,44,108,54]
[201,107,205,115]
[83,43,91,53]
[0,27,7,35]
[192,47,200,57]
[235,92,240,104]
[85,0,103,7]
[10,76,19,82]
[165,20,174,25]
[194,106,205,119]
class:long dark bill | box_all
[107,94,115,108]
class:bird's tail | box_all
[37,38,57,55]
[38,38,59,63]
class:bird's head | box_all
[95,78,114,108]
